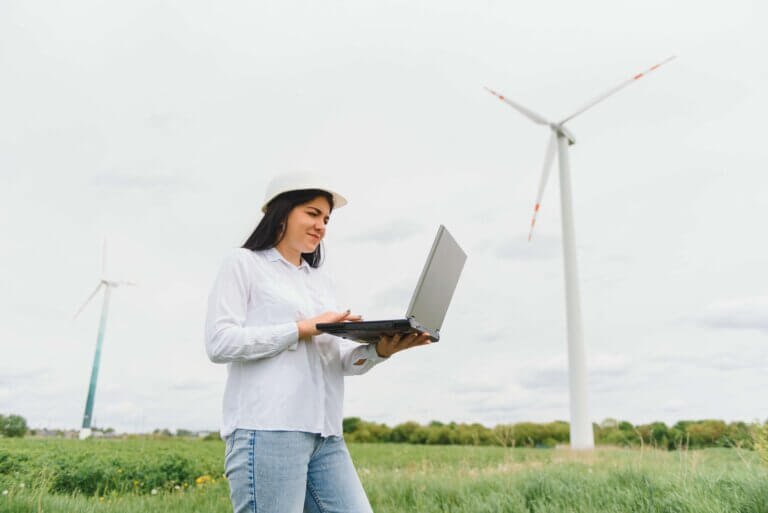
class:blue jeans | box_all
[224,429,373,513]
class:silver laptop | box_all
[317,225,467,343]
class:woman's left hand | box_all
[375,332,432,358]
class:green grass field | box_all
[1,438,767,512]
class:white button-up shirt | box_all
[205,247,387,438]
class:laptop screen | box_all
[405,225,467,334]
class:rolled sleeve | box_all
[205,251,300,363]
[340,340,388,376]
[206,321,299,363]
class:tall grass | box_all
[1,439,766,513]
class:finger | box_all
[335,309,352,321]
[395,332,417,350]
[406,336,426,348]
[407,333,431,348]
[344,315,363,322]
[403,332,420,344]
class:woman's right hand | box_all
[297,310,362,339]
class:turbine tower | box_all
[486,57,675,449]
[73,241,135,439]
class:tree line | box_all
[342,417,767,450]
[3,411,766,451]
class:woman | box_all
[205,172,431,513]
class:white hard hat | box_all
[261,171,348,214]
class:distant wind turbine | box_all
[73,240,135,439]
[486,57,675,449]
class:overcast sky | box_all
[2,0,766,433]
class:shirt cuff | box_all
[367,343,389,364]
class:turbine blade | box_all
[484,87,551,126]
[528,132,558,242]
[559,56,676,124]
[73,282,104,319]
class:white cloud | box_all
[700,297,768,334]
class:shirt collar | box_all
[265,247,310,271]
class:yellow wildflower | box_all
[195,475,212,486]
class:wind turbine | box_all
[486,57,675,449]
[73,240,136,439]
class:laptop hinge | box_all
[408,316,440,342]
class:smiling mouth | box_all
[308,234,321,241]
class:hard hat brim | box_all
[260,188,347,214]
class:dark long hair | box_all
[242,189,334,268]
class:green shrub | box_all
[0,450,29,474]
[753,422,768,466]
[0,414,29,438]
[0,439,224,496]
[686,420,727,448]
[389,422,421,443]
[342,417,362,434]
[48,451,200,495]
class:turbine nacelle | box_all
[485,56,675,241]
[73,242,136,320]
[551,124,576,145]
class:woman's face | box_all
[281,196,332,254]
